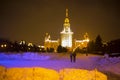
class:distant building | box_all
[44,9,89,52]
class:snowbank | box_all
[60,68,107,80]
[0,66,59,80]
[0,66,6,80]
[0,66,107,80]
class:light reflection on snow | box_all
[0,52,50,60]
[0,66,107,80]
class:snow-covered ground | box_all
[0,52,120,80]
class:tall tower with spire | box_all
[44,8,90,52]
[60,9,73,48]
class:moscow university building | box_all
[44,9,89,52]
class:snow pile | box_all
[60,68,107,80]
[0,66,107,80]
[1,67,59,80]
[0,66,6,80]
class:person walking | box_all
[72,51,76,62]
[70,52,73,62]
[70,50,77,62]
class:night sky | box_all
[1,0,120,45]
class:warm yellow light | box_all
[60,68,107,80]
[4,44,7,47]
[1,45,4,48]
[0,44,7,48]
[86,39,90,42]
[20,40,25,45]
[0,66,107,80]
[38,45,44,48]
[61,39,72,47]
[5,67,59,80]
[28,43,33,47]
[83,39,90,42]
[65,18,69,23]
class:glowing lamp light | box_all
[38,45,44,48]
[20,40,26,45]
[86,39,90,42]
[28,48,31,50]
[1,44,7,48]
[4,44,7,47]
[28,43,33,47]
[40,48,42,51]
[1,45,4,48]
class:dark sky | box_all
[1,0,120,45]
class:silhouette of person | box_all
[72,51,76,62]
[70,52,73,62]
[70,51,76,62]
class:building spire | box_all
[63,8,71,32]
[64,8,69,23]
[66,8,68,17]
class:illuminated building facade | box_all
[60,9,73,48]
[44,33,59,52]
[44,9,89,51]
